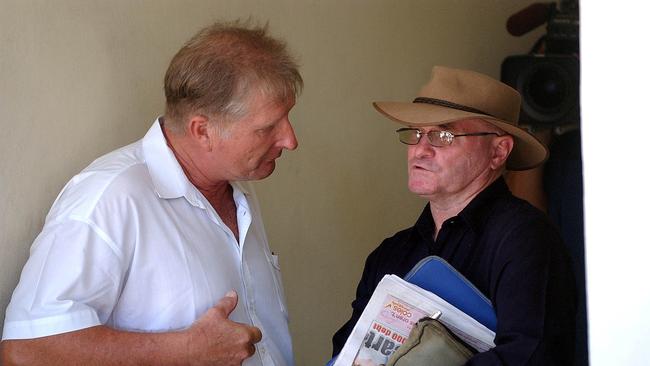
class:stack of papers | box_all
[333,257,496,366]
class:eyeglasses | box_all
[396,128,502,147]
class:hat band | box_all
[413,97,494,118]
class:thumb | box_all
[214,290,238,318]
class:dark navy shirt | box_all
[332,177,576,365]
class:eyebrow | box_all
[408,124,450,130]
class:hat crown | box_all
[419,66,521,125]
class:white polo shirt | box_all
[3,119,294,366]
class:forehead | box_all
[243,91,295,117]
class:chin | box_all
[408,180,436,196]
[249,162,276,180]
[409,188,435,197]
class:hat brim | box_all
[373,101,548,171]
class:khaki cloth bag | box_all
[386,317,475,366]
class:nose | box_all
[279,119,298,151]
[410,134,434,158]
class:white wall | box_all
[582,3,650,365]
[1,1,545,364]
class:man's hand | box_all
[186,291,263,366]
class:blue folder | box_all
[404,256,497,332]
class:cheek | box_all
[466,144,492,168]
[407,146,419,161]
[453,148,492,183]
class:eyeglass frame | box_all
[396,127,505,147]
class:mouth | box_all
[410,162,428,171]
[270,149,283,161]
[410,160,437,173]
[261,152,282,165]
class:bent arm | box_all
[2,293,262,366]
[1,325,188,366]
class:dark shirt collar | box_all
[414,176,511,238]
[459,176,511,231]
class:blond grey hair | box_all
[163,20,303,133]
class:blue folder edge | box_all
[404,256,497,332]
[325,356,337,366]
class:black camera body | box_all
[501,1,580,129]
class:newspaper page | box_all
[350,294,431,366]
[333,275,495,366]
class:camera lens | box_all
[525,64,569,112]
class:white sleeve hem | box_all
[2,309,101,340]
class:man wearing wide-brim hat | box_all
[332,66,577,364]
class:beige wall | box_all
[0,1,543,364]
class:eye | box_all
[440,131,454,144]
[256,123,276,135]
[260,126,272,132]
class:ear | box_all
[490,135,514,170]
[186,114,213,151]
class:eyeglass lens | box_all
[397,129,450,146]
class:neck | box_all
[428,172,501,239]
[163,125,239,241]
[162,125,231,202]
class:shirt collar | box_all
[458,177,510,231]
[414,203,435,242]
[414,176,510,236]
[141,118,250,206]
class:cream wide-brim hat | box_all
[373,66,548,171]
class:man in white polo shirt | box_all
[1,20,301,366]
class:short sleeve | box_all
[2,218,125,340]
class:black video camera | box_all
[501,1,580,130]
